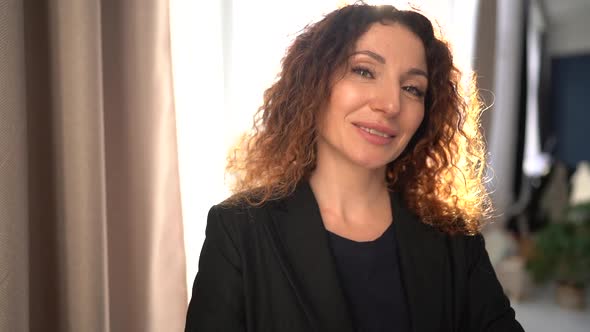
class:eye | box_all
[402,85,426,98]
[351,66,375,79]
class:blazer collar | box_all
[268,181,448,332]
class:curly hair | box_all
[225,2,490,235]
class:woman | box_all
[185,3,524,332]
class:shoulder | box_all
[446,231,491,274]
[210,196,278,222]
[447,231,484,249]
[206,197,279,237]
[212,187,282,217]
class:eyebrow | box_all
[404,68,429,80]
[351,50,429,79]
[352,50,387,64]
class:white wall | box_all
[548,8,590,56]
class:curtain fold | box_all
[19,0,187,331]
[101,0,187,330]
[47,1,110,330]
[0,0,29,331]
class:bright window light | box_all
[170,0,475,300]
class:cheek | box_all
[330,81,366,113]
[317,106,341,142]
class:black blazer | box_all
[185,182,524,332]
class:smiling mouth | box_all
[356,125,394,138]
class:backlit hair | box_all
[225,2,490,235]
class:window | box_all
[170,0,477,298]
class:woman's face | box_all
[316,22,427,172]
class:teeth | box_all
[359,126,391,138]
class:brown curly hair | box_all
[225,2,490,235]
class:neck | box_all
[309,151,389,223]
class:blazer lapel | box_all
[266,181,354,332]
[266,183,451,332]
[391,193,451,332]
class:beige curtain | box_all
[0,0,29,331]
[1,0,188,331]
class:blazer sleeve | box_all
[185,205,246,332]
[466,234,525,332]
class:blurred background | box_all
[1,0,589,331]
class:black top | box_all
[186,181,525,332]
[327,223,411,332]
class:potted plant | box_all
[526,201,590,309]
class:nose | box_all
[370,81,400,116]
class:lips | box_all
[357,125,392,138]
[352,122,396,137]
[352,122,397,146]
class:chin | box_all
[352,154,395,171]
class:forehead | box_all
[353,23,427,70]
